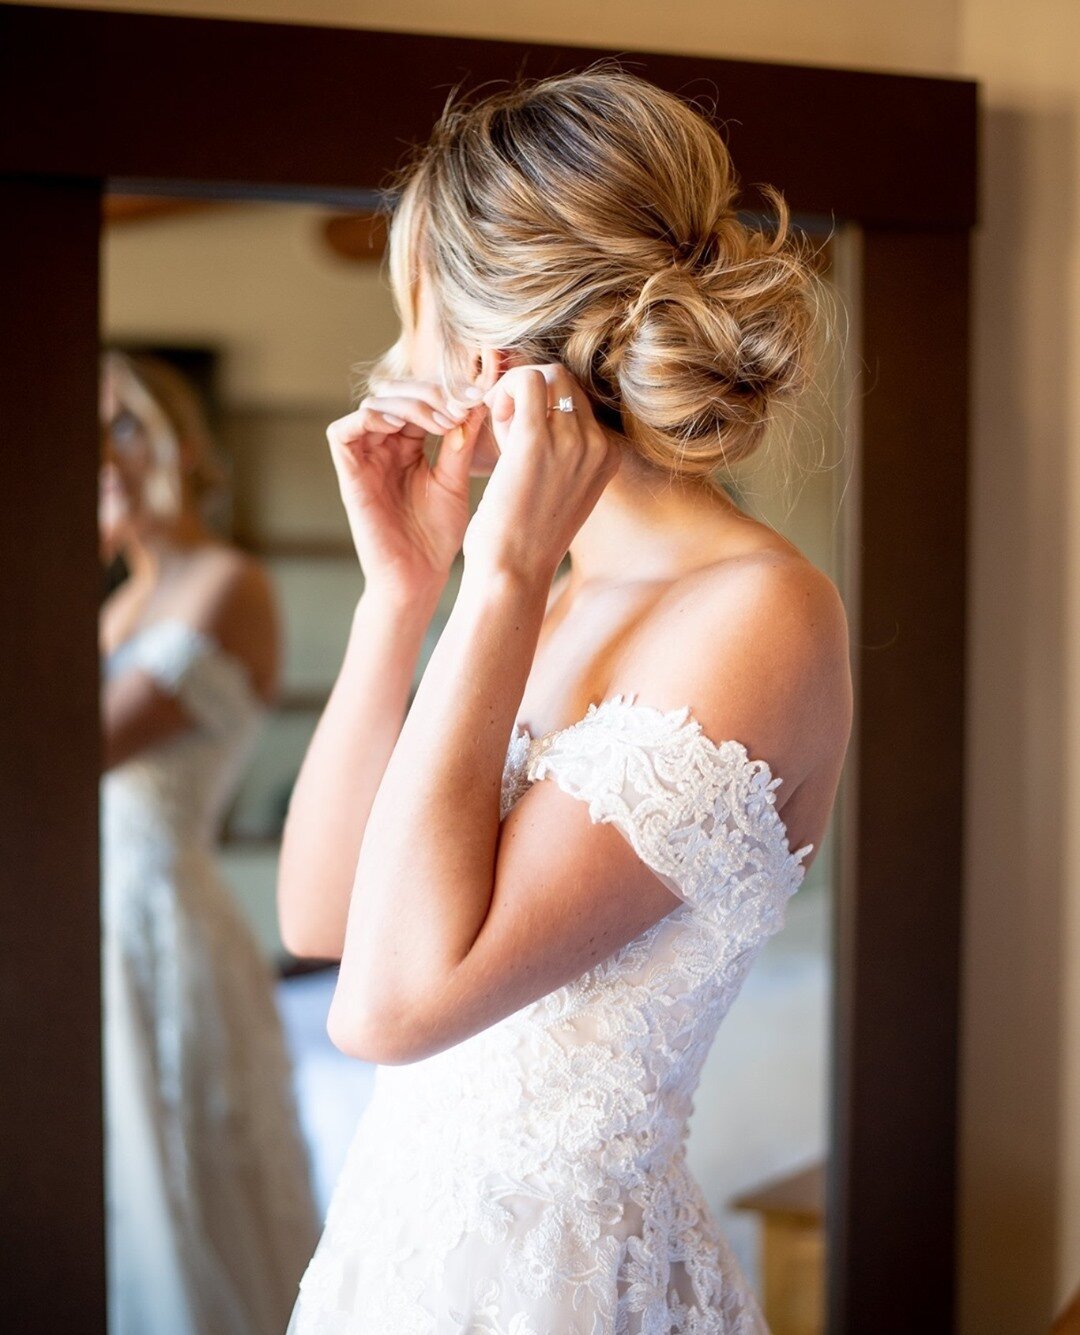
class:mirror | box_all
[99,191,856,1335]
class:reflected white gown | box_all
[102,618,321,1335]
[288,693,814,1334]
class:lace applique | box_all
[515,691,813,933]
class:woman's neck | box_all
[122,509,220,584]
[565,445,757,589]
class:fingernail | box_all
[382,413,406,428]
[433,411,460,430]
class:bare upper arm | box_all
[341,554,851,1065]
[337,773,685,1063]
[187,549,281,706]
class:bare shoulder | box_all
[693,551,850,667]
[606,551,852,794]
[194,544,274,614]
[180,545,281,702]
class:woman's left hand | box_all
[462,364,621,583]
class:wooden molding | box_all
[102,194,231,225]
[321,210,387,262]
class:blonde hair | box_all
[365,63,826,481]
[101,348,228,519]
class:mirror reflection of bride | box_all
[98,350,320,1335]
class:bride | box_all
[99,350,321,1334]
[280,64,852,1334]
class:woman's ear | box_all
[474,345,512,395]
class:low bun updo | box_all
[369,63,826,480]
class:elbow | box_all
[278,911,344,964]
[279,921,342,964]
[279,914,335,962]
[326,996,435,1066]
[278,901,324,960]
[325,1006,382,1063]
[276,879,342,962]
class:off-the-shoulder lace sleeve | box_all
[106,618,262,734]
[523,692,814,925]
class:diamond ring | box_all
[552,395,575,413]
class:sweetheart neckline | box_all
[105,615,267,710]
[511,691,815,867]
[105,614,214,659]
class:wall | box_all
[955,3,1080,1327]
[9,0,962,75]
[103,201,399,409]
[11,0,1079,1327]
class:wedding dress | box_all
[287,692,814,1335]
[101,618,322,1335]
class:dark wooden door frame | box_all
[0,6,977,1332]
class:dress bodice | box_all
[314,691,814,1332]
[101,617,267,857]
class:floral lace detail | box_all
[288,693,813,1334]
[519,692,813,939]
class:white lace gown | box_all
[102,618,322,1335]
[287,692,814,1335]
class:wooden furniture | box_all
[732,1162,826,1335]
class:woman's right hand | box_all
[326,379,485,603]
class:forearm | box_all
[328,563,552,1040]
[277,579,445,958]
[100,677,194,772]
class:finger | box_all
[532,365,585,429]
[482,367,552,435]
[367,377,443,400]
[443,388,487,420]
[544,382,584,434]
[329,396,461,445]
[365,395,465,434]
[327,412,426,450]
[480,363,587,434]
[510,363,598,443]
[367,378,468,420]
[431,405,484,491]
[361,395,466,436]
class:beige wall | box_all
[13,0,1079,1327]
[103,202,399,408]
[955,4,1080,1328]
[13,0,962,75]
